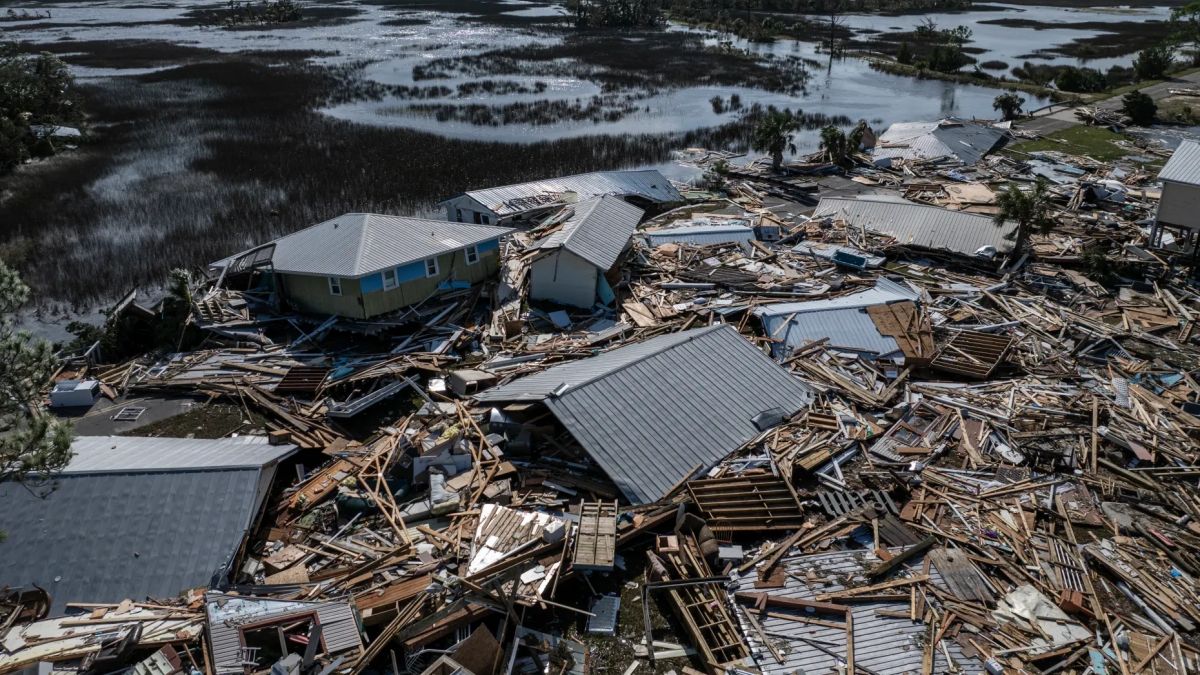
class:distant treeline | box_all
[567,0,970,31]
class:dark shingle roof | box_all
[0,436,295,615]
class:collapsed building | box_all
[15,128,1200,675]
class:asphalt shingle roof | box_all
[0,436,295,615]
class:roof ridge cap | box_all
[550,325,725,398]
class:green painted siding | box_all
[278,248,502,320]
[278,273,367,319]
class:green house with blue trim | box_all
[215,213,513,320]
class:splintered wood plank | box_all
[573,500,617,571]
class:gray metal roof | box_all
[791,241,886,268]
[0,437,294,615]
[461,170,682,217]
[207,594,363,673]
[65,435,297,473]
[534,195,643,270]
[217,214,512,278]
[643,223,755,247]
[1159,139,1200,186]
[873,118,1006,165]
[477,325,812,504]
[754,279,921,358]
[732,547,985,675]
[813,195,1015,257]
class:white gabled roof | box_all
[1159,140,1200,186]
[218,214,513,278]
[461,170,682,217]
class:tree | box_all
[0,262,72,500]
[819,125,852,169]
[992,92,1025,121]
[994,179,1054,255]
[1133,43,1173,80]
[0,44,79,175]
[751,110,799,172]
[896,41,913,65]
[1171,1,1200,66]
[1122,90,1157,125]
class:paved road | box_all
[1017,70,1200,136]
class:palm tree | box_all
[994,179,1054,255]
[819,125,851,169]
[752,111,799,172]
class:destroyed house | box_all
[1152,139,1200,249]
[753,277,930,362]
[529,195,644,308]
[205,593,364,674]
[872,118,1007,165]
[811,195,1015,259]
[442,169,682,227]
[474,324,813,504]
[0,436,297,614]
[214,213,513,320]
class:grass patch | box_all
[1012,125,1132,162]
[866,58,1062,100]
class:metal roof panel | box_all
[535,195,643,270]
[463,170,682,217]
[481,325,813,503]
[812,196,1015,257]
[65,435,296,474]
[1159,139,1200,185]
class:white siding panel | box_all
[530,250,598,308]
[1158,182,1200,230]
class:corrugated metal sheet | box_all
[812,195,1015,257]
[217,214,513,278]
[731,548,985,675]
[206,594,363,673]
[476,329,710,403]
[873,118,1005,165]
[0,468,271,615]
[534,195,643,270]
[1159,139,1200,186]
[477,325,812,504]
[754,278,920,358]
[66,435,296,474]
[769,308,901,359]
[791,241,886,268]
[643,224,755,247]
[462,170,682,217]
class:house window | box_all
[328,277,342,296]
[481,214,491,225]
[424,257,439,278]
[455,208,463,223]
[465,245,480,265]
[383,269,397,290]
